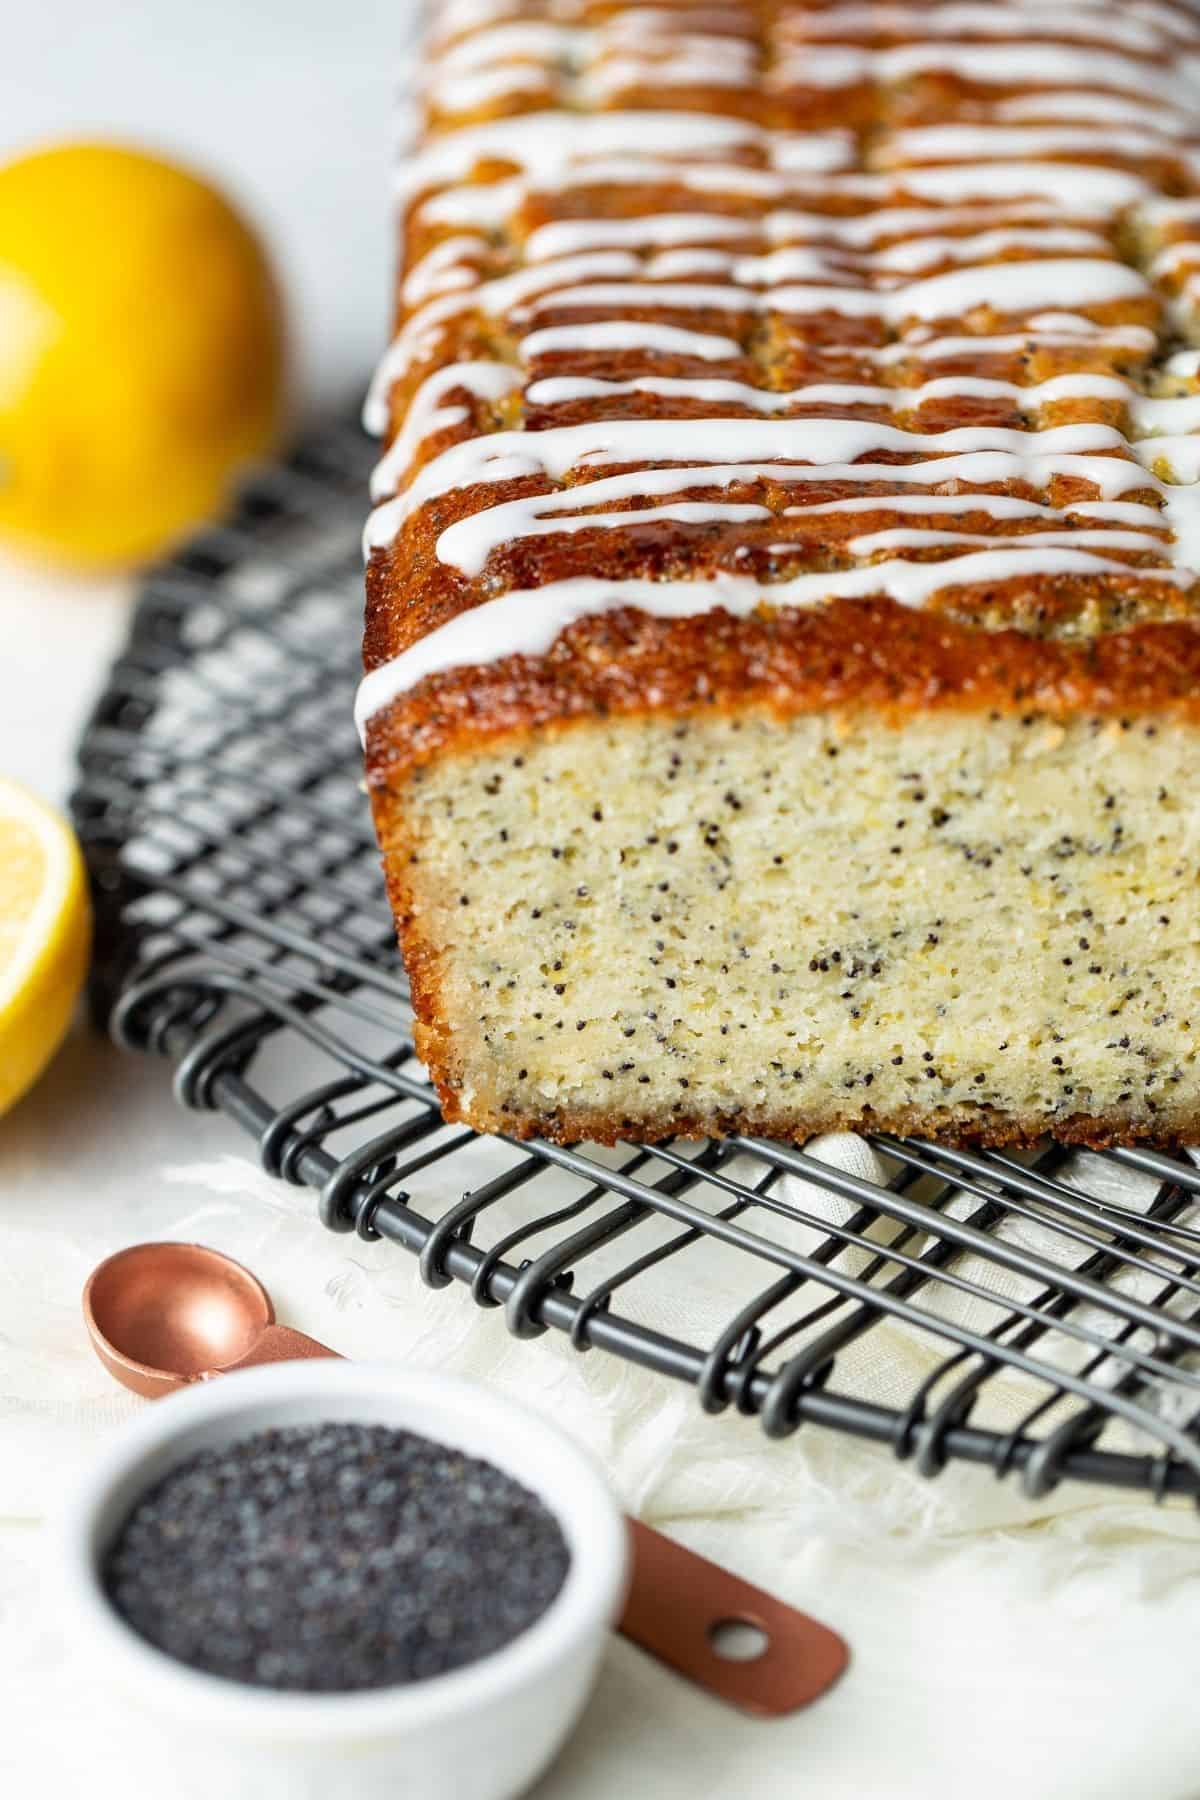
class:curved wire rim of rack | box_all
[71,416,1200,1509]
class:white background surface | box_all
[4,5,1200,1797]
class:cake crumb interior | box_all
[389,709,1200,1146]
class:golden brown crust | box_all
[361,455,1190,677]
[365,597,1200,782]
[424,1087,1200,1156]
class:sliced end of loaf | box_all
[375,706,1200,1148]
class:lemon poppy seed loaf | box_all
[361,0,1200,1149]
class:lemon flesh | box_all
[0,141,285,568]
[0,778,91,1116]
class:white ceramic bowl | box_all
[60,1363,629,1800]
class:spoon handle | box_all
[620,1518,847,1716]
[208,1324,342,1375]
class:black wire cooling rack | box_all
[71,418,1200,1507]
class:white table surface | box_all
[6,6,1200,1797]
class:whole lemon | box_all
[0,142,286,568]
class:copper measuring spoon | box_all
[84,1241,338,1396]
[84,1240,847,1715]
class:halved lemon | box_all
[0,777,91,1116]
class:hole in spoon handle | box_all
[618,1518,848,1716]
[215,1324,343,1374]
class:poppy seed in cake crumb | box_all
[394,710,1199,1143]
[102,1424,570,1694]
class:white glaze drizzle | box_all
[369,414,1139,517]
[583,49,759,98]
[524,214,755,259]
[519,202,1084,262]
[869,325,1155,361]
[1148,241,1200,280]
[844,526,1164,556]
[442,493,774,572]
[374,252,1153,392]
[364,418,1157,559]
[469,259,1146,327]
[367,358,1165,478]
[419,175,526,228]
[429,62,554,113]
[520,320,744,362]
[1136,434,1200,480]
[1163,486,1200,565]
[1162,346,1200,377]
[871,227,1110,272]
[396,218,1114,333]
[773,42,1194,96]
[401,235,487,307]
[755,377,1200,442]
[520,370,1131,417]
[369,361,525,497]
[479,219,1111,281]
[396,112,855,202]
[1130,392,1200,435]
[355,547,1191,736]
[433,21,587,71]
[411,155,1151,223]
[431,466,1167,580]
[995,89,1190,131]
[786,493,1168,529]
[891,164,1151,209]
[357,6,1200,729]
[881,124,1182,165]
[778,4,1174,53]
